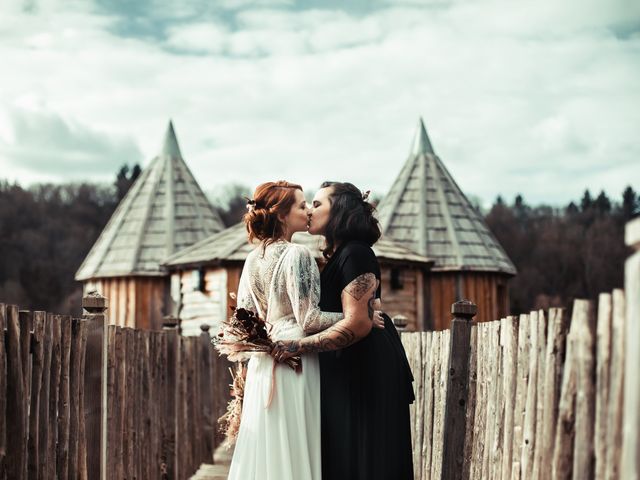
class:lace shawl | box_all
[236,241,342,340]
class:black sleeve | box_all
[337,242,382,297]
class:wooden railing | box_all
[399,219,640,480]
[402,292,630,479]
[399,217,640,480]
[0,294,231,480]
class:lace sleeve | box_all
[236,259,257,312]
[283,245,343,334]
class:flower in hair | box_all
[244,196,257,212]
[361,190,371,202]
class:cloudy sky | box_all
[1,0,638,206]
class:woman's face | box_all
[282,189,310,237]
[308,187,332,235]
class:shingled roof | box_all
[163,222,434,269]
[75,121,225,281]
[377,118,516,275]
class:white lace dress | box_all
[227,241,342,480]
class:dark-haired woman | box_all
[273,182,414,480]
[228,181,384,480]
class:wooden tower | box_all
[377,118,517,328]
[75,121,225,329]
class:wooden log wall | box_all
[402,289,632,480]
[428,272,509,330]
[379,266,421,331]
[178,267,231,336]
[0,299,231,480]
[83,276,166,330]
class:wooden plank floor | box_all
[189,444,233,480]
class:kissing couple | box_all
[227,180,414,480]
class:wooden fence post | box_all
[19,310,32,480]
[28,311,46,479]
[82,292,108,480]
[199,324,214,463]
[622,217,640,479]
[441,299,477,480]
[162,316,180,479]
[0,304,5,478]
[6,305,27,480]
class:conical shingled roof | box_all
[75,121,225,280]
[377,118,516,275]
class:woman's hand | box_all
[271,340,302,363]
[373,312,385,329]
[372,298,385,329]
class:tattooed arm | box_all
[272,273,379,360]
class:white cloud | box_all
[0,107,142,181]
[165,22,228,54]
[0,0,638,206]
[216,0,293,8]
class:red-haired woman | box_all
[228,181,383,480]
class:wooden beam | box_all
[27,311,46,478]
[622,217,640,479]
[56,315,72,480]
[6,305,27,480]
[500,316,519,480]
[441,300,477,479]
[540,308,568,480]
[573,299,596,479]
[82,292,108,480]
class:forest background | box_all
[1,163,638,318]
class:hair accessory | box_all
[361,190,371,202]
[244,196,257,212]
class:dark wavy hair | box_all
[244,180,302,247]
[320,181,381,259]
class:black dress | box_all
[319,240,414,480]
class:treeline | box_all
[0,165,141,314]
[486,188,638,313]
[0,166,637,316]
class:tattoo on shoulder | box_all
[343,273,377,301]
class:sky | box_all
[0,0,639,207]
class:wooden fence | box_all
[399,218,640,480]
[402,292,627,479]
[0,294,231,480]
[2,217,639,480]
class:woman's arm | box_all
[272,272,379,360]
[284,245,345,334]
[236,259,258,312]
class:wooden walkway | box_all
[189,444,232,480]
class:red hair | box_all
[244,181,303,246]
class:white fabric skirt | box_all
[227,352,321,480]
